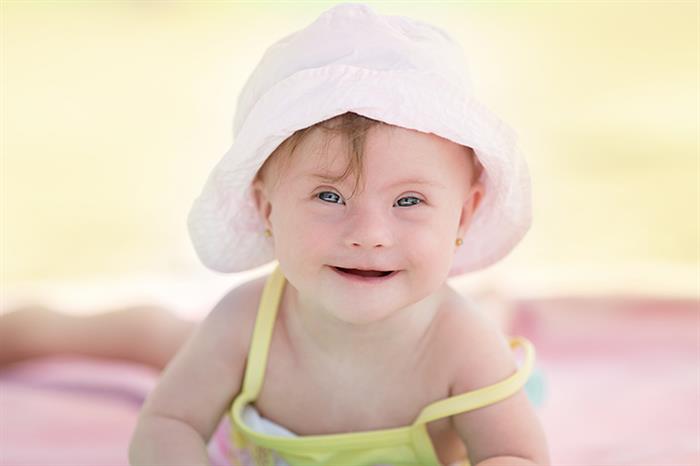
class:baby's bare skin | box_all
[1,275,526,465]
[237,273,482,464]
[0,305,194,369]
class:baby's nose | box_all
[343,211,394,249]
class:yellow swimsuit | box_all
[224,264,536,466]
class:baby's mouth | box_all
[333,267,394,278]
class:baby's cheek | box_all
[408,225,447,251]
[292,221,333,257]
[420,228,458,266]
[397,231,437,267]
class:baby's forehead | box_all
[293,123,472,177]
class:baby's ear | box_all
[251,178,273,229]
[457,181,485,236]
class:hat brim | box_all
[187,64,532,276]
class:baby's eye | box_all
[396,196,423,207]
[316,191,340,204]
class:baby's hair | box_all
[253,111,483,198]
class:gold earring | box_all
[455,237,463,247]
[264,228,272,237]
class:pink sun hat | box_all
[187,3,532,277]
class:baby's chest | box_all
[256,368,430,434]
[253,365,468,464]
[250,338,467,464]
[256,329,445,428]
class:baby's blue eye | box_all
[316,191,423,207]
[316,191,340,204]
[396,196,423,207]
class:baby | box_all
[129,4,549,466]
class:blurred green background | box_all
[2,1,697,298]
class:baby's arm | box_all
[0,305,193,369]
[450,311,550,466]
[128,285,251,465]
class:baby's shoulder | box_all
[435,289,518,395]
[204,273,270,355]
[434,287,488,341]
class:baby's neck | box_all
[280,283,449,375]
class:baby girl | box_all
[126,4,549,466]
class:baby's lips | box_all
[333,266,395,277]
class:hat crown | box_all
[233,3,474,137]
[187,3,532,277]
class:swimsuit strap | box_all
[240,263,536,426]
[241,262,286,398]
[414,337,535,425]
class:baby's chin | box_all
[318,294,405,326]
[326,285,448,322]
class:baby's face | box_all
[253,124,483,323]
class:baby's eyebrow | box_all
[307,173,341,181]
[385,178,445,189]
[307,173,445,189]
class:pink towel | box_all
[1,296,697,465]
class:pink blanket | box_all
[1,296,698,465]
